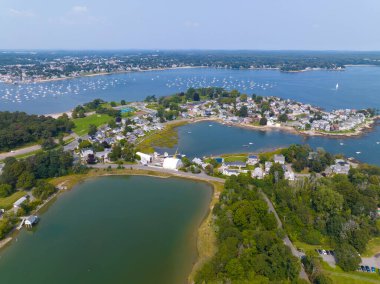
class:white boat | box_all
[249,142,253,145]
[339,142,344,146]
[336,83,339,90]
[356,151,361,154]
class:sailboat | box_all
[335,83,339,90]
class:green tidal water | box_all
[0,176,212,284]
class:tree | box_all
[32,181,56,200]
[193,92,200,101]
[259,117,267,126]
[335,243,361,271]
[120,100,126,105]
[278,113,288,122]
[225,258,245,280]
[41,137,57,150]
[16,172,35,190]
[0,184,13,198]
[79,140,92,149]
[312,186,343,214]
[238,106,248,117]
[88,124,97,136]
[110,101,117,107]
[109,145,122,161]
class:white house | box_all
[274,154,285,165]
[285,170,295,181]
[136,152,153,164]
[25,215,39,228]
[252,167,264,179]
[265,161,273,174]
[222,169,239,176]
[247,155,259,165]
[163,157,183,170]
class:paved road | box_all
[0,133,78,160]
[260,190,310,282]
[91,163,226,183]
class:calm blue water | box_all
[1,66,380,114]
[157,121,380,166]
[1,66,379,165]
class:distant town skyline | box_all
[1,0,380,50]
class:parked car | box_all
[371,267,376,273]
[365,266,370,272]
[361,265,366,272]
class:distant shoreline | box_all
[189,116,380,139]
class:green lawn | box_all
[73,114,112,136]
[321,261,380,284]
[363,237,380,257]
[221,154,248,162]
[0,191,27,210]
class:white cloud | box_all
[184,21,200,28]
[9,8,35,18]
[71,5,88,14]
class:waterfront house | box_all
[25,215,39,228]
[274,154,285,165]
[247,155,259,165]
[136,152,153,164]
[223,161,247,169]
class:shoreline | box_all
[1,66,207,85]
[0,168,223,284]
[5,64,376,85]
[189,116,380,139]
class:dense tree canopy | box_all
[0,112,73,151]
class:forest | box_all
[0,112,74,151]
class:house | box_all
[274,154,285,165]
[222,169,239,176]
[80,149,94,160]
[13,196,27,208]
[265,161,273,174]
[192,158,203,166]
[25,215,39,228]
[247,155,259,165]
[223,161,247,169]
[163,157,183,170]
[136,152,153,164]
[252,167,264,179]
[331,159,350,175]
[285,169,295,181]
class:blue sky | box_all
[1,0,380,50]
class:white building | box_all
[163,157,183,170]
[136,152,153,164]
[247,155,259,165]
[274,154,285,165]
[252,167,264,179]
[14,196,27,208]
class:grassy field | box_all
[0,191,27,210]
[73,114,112,136]
[363,237,380,257]
[221,153,248,162]
[321,261,380,284]
[136,120,188,153]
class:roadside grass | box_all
[293,239,332,255]
[136,120,188,153]
[363,237,380,257]
[321,261,380,284]
[73,114,112,136]
[0,191,27,210]
[188,181,224,283]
